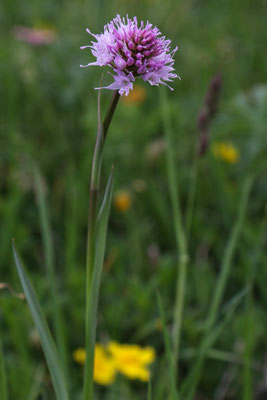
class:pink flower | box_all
[13,26,56,46]
[81,15,180,95]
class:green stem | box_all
[83,90,119,400]
[103,90,120,140]
[160,88,188,374]
[86,90,120,285]
[185,145,199,239]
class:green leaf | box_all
[12,243,69,400]
[0,333,7,400]
[83,169,114,400]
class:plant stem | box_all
[103,90,120,139]
[160,88,188,374]
[86,90,120,285]
[185,145,199,239]
[83,90,119,400]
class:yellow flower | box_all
[107,341,156,382]
[73,347,86,364]
[121,85,146,104]
[73,345,116,385]
[114,190,132,212]
[93,344,117,385]
[212,141,240,163]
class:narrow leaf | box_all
[156,291,179,400]
[205,175,254,331]
[160,86,188,369]
[181,175,253,399]
[12,243,69,400]
[33,165,68,374]
[147,377,152,400]
[83,169,114,400]
[28,365,46,400]
[181,285,250,398]
[0,333,7,400]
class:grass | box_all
[1,0,267,399]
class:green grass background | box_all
[1,0,267,398]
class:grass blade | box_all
[181,175,253,399]
[147,376,152,400]
[181,286,248,398]
[205,175,254,332]
[33,165,68,375]
[83,169,114,400]
[156,291,179,400]
[12,243,69,400]
[242,221,264,400]
[160,87,188,371]
[0,332,7,400]
[28,365,46,400]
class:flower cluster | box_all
[73,342,156,385]
[81,15,179,95]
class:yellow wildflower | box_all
[114,190,132,212]
[121,85,146,104]
[93,344,116,385]
[73,345,116,385]
[73,347,86,364]
[212,141,240,163]
[107,341,156,382]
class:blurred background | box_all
[1,0,267,399]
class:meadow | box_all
[1,0,267,399]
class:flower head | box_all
[114,190,132,212]
[93,344,117,385]
[107,341,156,381]
[73,347,86,364]
[73,345,116,385]
[212,141,240,163]
[81,15,179,95]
